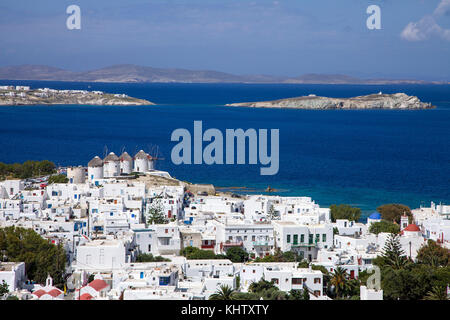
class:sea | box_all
[0,80,449,220]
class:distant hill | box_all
[0,64,447,84]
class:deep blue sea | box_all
[1,80,449,219]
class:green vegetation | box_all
[416,239,449,267]
[0,160,56,180]
[233,279,288,300]
[147,199,169,225]
[135,253,171,262]
[180,246,251,262]
[377,204,412,224]
[0,226,66,288]
[180,246,249,263]
[0,280,9,296]
[330,204,361,222]
[374,237,450,300]
[209,284,237,300]
[369,220,400,235]
[224,247,249,263]
[377,233,410,270]
[181,246,227,260]
[254,249,301,263]
[47,174,69,184]
[232,279,311,300]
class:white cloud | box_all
[434,0,450,16]
[401,0,450,41]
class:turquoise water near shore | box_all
[0,81,449,220]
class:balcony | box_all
[291,241,317,248]
[201,244,215,249]
[252,240,273,246]
[223,241,243,247]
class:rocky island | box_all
[226,93,434,110]
[0,85,154,106]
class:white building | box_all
[0,262,26,293]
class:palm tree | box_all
[424,286,449,300]
[209,285,236,300]
[330,267,349,298]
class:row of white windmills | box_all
[87,150,159,180]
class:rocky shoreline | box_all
[0,86,154,106]
[226,93,435,110]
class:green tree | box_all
[0,280,9,296]
[424,285,449,300]
[377,204,411,224]
[0,226,66,288]
[416,239,449,267]
[0,160,56,180]
[209,285,236,300]
[180,246,224,260]
[369,220,400,235]
[147,199,168,225]
[225,247,249,263]
[135,253,171,262]
[297,259,309,268]
[330,204,361,222]
[380,233,408,270]
[249,279,277,293]
[330,267,350,298]
[48,174,69,184]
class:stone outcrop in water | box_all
[226,93,434,110]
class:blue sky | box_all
[1,0,449,80]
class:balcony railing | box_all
[252,240,272,246]
[223,241,243,247]
[291,241,317,248]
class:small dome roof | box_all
[369,212,381,220]
[404,224,420,232]
[120,152,132,161]
[104,152,119,162]
[134,150,148,159]
[88,156,103,167]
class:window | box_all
[271,278,279,284]
[314,290,321,296]
[293,234,298,244]
[314,278,321,284]
[309,234,313,244]
[252,270,255,273]
[322,234,326,242]
[287,235,291,243]
[315,234,320,243]
[300,234,305,243]
[292,278,302,285]
[148,244,151,251]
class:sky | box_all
[0,0,449,80]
